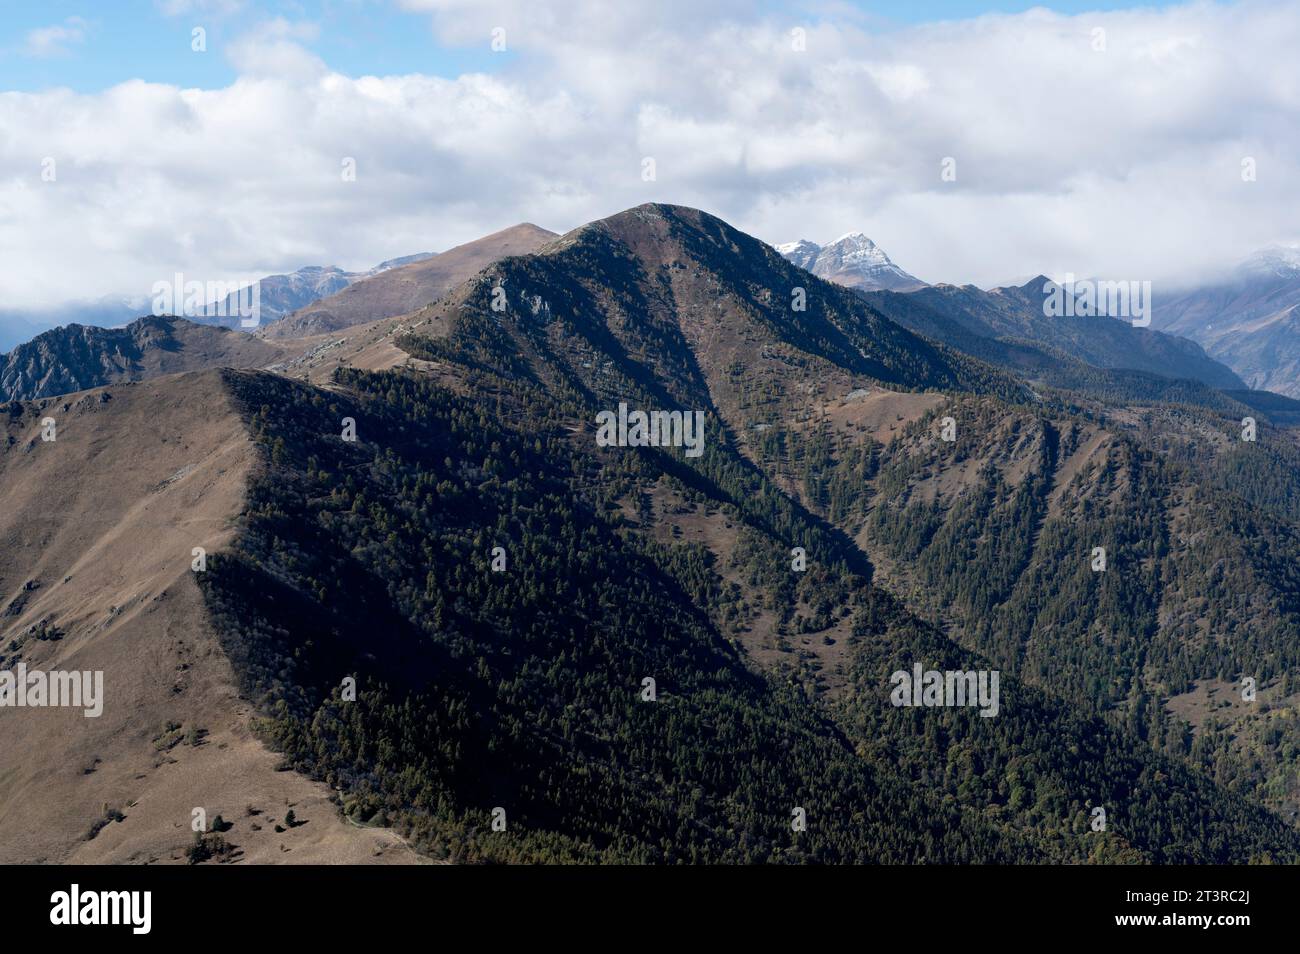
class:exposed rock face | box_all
[0,316,284,402]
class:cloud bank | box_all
[0,0,1295,320]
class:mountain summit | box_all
[777,232,925,292]
[1240,244,1300,279]
[410,202,1022,420]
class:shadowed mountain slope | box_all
[859,278,1245,391]
[404,204,1026,423]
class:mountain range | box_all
[0,226,558,402]
[0,249,445,349]
[184,253,445,329]
[860,277,1247,391]
[1153,247,1300,397]
[3,203,1300,865]
[776,238,1247,394]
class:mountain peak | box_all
[775,231,925,292]
[1015,275,1054,292]
[1241,244,1300,279]
[829,231,877,247]
[773,239,820,270]
[549,204,738,258]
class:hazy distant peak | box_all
[369,252,435,274]
[1240,244,1300,279]
[776,231,925,291]
[820,232,894,270]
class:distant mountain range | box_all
[0,250,445,348]
[7,228,1293,407]
[0,227,550,361]
[0,225,559,402]
[1153,247,1300,397]
[776,234,1246,393]
[198,254,443,330]
[862,276,1247,392]
[2,224,1267,409]
[197,265,356,330]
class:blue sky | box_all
[0,1,497,91]
[1,1,1171,92]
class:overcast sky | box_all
[1,0,1296,340]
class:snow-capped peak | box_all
[1242,244,1300,279]
[776,231,924,292]
[830,231,876,247]
[775,239,820,269]
[823,232,893,269]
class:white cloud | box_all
[24,17,88,58]
[1,0,1297,321]
[226,18,325,78]
[155,0,247,16]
